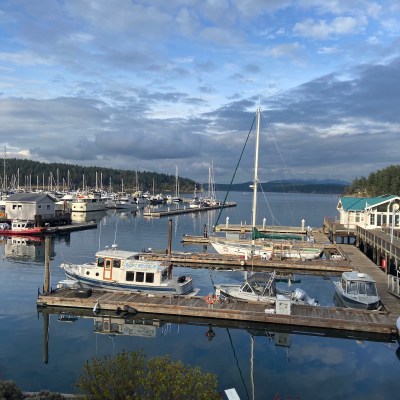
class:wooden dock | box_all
[143,203,236,218]
[141,251,353,274]
[36,288,397,339]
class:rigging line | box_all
[259,183,282,226]
[226,328,250,400]
[260,112,298,226]
[213,113,257,233]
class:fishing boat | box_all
[209,109,323,260]
[0,220,46,235]
[59,244,198,295]
[333,271,381,310]
[215,271,318,305]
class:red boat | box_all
[0,220,46,235]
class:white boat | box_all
[60,244,198,295]
[333,271,381,310]
[209,109,323,260]
[215,271,318,306]
[71,192,107,212]
[106,193,137,210]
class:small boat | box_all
[0,220,46,235]
[59,244,198,295]
[333,271,381,310]
[214,271,318,306]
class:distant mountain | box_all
[213,179,349,194]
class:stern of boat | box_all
[175,275,195,295]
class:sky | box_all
[0,0,400,186]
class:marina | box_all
[2,191,400,399]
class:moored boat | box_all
[215,271,318,306]
[333,271,381,310]
[0,220,46,235]
[59,244,198,295]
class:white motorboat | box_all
[333,271,381,310]
[215,271,318,306]
[71,192,107,212]
[59,244,198,295]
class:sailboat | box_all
[172,166,182,202]
[209,108,323,261]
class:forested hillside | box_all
[1,158,197,193]
[344,165,400,196]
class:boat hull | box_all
[63,269,195,295]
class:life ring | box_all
[203,293,218,305]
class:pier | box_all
[36,222,400,341]
[142,202,236,218]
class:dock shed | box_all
[5,192,56,223]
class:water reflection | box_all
[1,235,49,262]
[71,210,107,223]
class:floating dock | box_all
[143,202,236,218]
[37,288,397,339]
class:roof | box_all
[338,195,399,211]
[6,192,56,203]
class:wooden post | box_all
[42,312,49,364]
[167,219,172,257]
[203,224,208,238]
[44,235,51,294]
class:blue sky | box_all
[0,0,399,185]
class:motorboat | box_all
[59,244,198,295]
[70,192,107,212]
[214,271,318,306]
[333,271,381,310]
[0,220,46,235]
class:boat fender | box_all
[93,300,100,315]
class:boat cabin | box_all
[94,247,169,285]
[338,272,378,297]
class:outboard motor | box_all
[293,288,318,306]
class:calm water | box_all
[1,192,399,399]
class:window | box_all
[355,213,360,223]
[97,258,104,267]
[12,205,17,210]
[348,282,358,294]
[370,214,375,225]
[358,283,366,295]
[241,283,252,293]
[46,205,51,210]
[366,283,377,296]
[38,205,42,209]
[126,271,135,281]
[145,273,154,283]
[113,259,121,268]
[161,269,168,281]
[136,272,144,282]
[377,214,382,227]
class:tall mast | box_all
[3,145,6,192]
[251,108,261,246]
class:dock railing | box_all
[387,274,400,298]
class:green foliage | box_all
[345,165,400,196]
[0,380,22,400]
[75,351,220,400]
[2,158,197,194]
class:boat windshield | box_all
[366,282,377,296]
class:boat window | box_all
[126,271,135,281]
[241,283,253,293]
[145,273,154,283]
[161,269,168,281]
[97,257,104,267]
[366,283,377,296]
[358,282,366,295]
[105,259,111,269]
[348,282,358,294]
[113,259,121,268]
[136,272,144,282]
